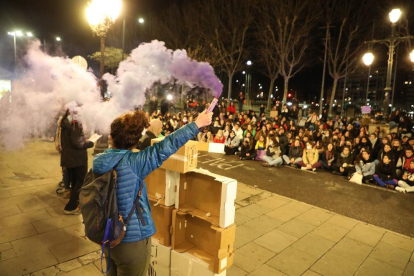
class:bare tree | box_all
[257,0,319,104]
[326,0,370,116]
[199,0,253,101]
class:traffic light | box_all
[288,93,292,98]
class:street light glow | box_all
[15,31,23,37]
[242,71,246,74]
[246,60,252,66]
[167,94,173,101]
[86,0,122,27]
[410,50,414,63]
[138,18,145,24]
[389,9,402,23]
[26,32,33,37]
[56,37,61,41]
[363,53,374,66]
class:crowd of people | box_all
[146,96,414,193]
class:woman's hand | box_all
[195,110,213,128]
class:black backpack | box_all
[79,158,144,273]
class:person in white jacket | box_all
[233,123,243,141]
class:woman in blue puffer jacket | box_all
[93,110,212,276]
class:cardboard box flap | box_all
[149,198,174,246]
[145,168,178,206]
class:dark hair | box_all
[110,110,149,149]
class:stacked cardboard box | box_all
[145,140,237,276]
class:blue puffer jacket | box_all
[92,122,199,243]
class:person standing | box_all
[160,97,169,116]
[238,92,244,113]
[60,109,94,214]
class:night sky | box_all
[0,0,412,103]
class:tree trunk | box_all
[227,73,234,102]
[282,77,289,103]
[328,78,339,117]
[267,78,276,110]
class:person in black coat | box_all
[148,96,158,116]
[160,98,169,116]
[60,110,94,214]
[373,154,398,189]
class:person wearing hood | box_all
[396,159,414,193]
[139,119,163,150]
[93,110,212,276]
[60,109,95,214]
[332,146,354,176]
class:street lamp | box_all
[246,60,252,66]
[410,50,414,63]
[364,8,412,119]
[26,32,33,37]
[56,37,61,41]
[138,17,145,24]
[86,0,122,96]
[362,52,374,104]
[8,30,33,76]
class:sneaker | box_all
[395,187,406,193]
[385,184,395,190]
[312,168,316,172]
[63,190,71,199]
[58,181,65,188]
[301,167,307,170]
[262,163,270,167]
[56,187,66,195]
[64,207,80,215]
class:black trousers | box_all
[65,165,87,210]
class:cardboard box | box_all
[171,210,235,274]
[198,142,225,154]
[148,238,171,276]
[176,168,237,228]
[151,138,198,173]
[149,199,175,246]
[170,250,226,276]
[145,169,179,206]
[270,110,278,118]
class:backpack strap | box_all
[124,181,145,228]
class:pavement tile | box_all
[301,271,321,276]
[267,247,320,276]
[370,242,411,270]
[277,218,316,239]
[255,195,291,210]
[411,251,414,262]
[236,204,272,219]
[291,233,335,258]
[0,205,22,219]
[0,223,38,244]
[233,242,276,273]
[311,238,373,276]
[0,209,52,228]
[0,248,58,276]
[62,223,87,240]
[238,191,274,206]
[32,266,60,276]
[235,212,253,225]
[0,190,11,199]
[247,264,287,276]
[325,214,359,230]
[346,223,384,247]
[296,208,333,226]
[355,257,404,276]
[58,263,102,276]
[404,262,414,276]
[381,232,414,252]
[254,229,298,253]
[0,242,12,252]
[237,184,262,195]
[312,222,350,243]
[266,205,301,222]
[236,191,252,202]
[8,186,45,197]
[0,248,17,261]
[0,194,33,209]
[44,205,68,218]
[281,201,312,213]
[233,225,263,250]
[11,229,73,256]
[49,238,100,263]
[243,215,283,235]
[32,214,83,233]
[57,259,82,272]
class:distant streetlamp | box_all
[364,8,412,118]
[410,50,414,63]
[8,30,33,76]
[246,60,252,66]
[362,52,374,104]
[138,17,145,24]
[86,0,122,96]
[56,37,61,41]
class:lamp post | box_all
[364,8,412,118]
[362,52,374,104]
[7,30,32,77]
[86,0,122,97]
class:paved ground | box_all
[0,141,413,276]
[197,152,414,238]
